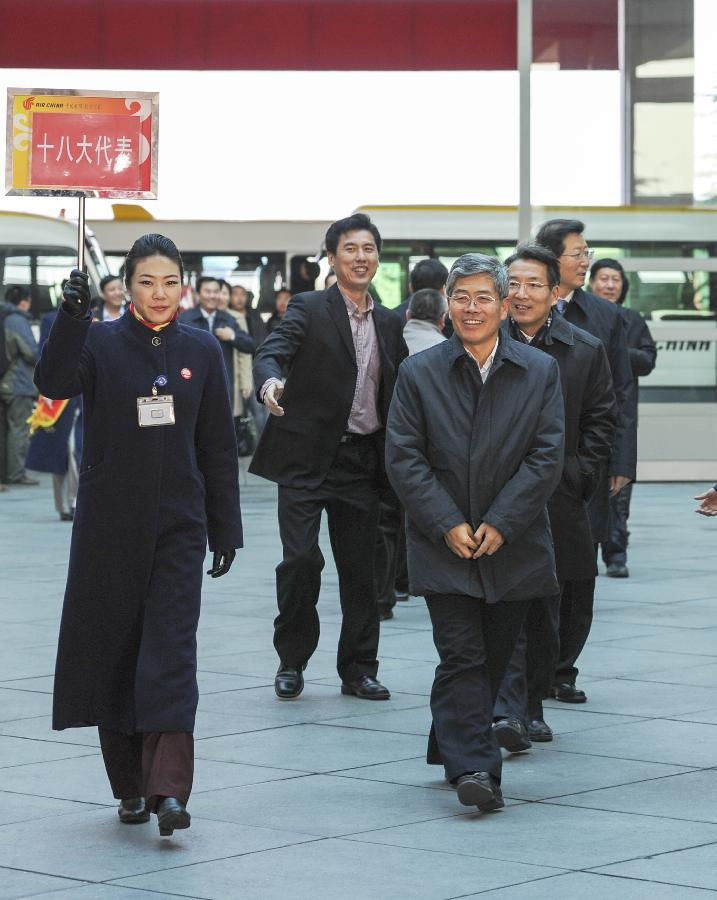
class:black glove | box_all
[206,549,236,578]
[62,269,91,319]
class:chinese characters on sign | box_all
[6,90,158,199]
[31,114,143,191]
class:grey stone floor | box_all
[1,473,716,899]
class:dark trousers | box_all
[425,594,530,783]
[554,572,596,685]
[274,434,384,683]
[494,594,561,726]
[0,393,34,483]
[375,492,402,612]
[394,515,409,595]
[601,482,633,566]
[98,728,194,812]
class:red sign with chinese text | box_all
[30,113,142,191]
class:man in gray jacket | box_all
[385,254,564,812]
[0,286,38,486]
[402,289,447,355]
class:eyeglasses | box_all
[508,280,550,294]
[448,292,500,307]
[561,249,594,262]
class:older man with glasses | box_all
[535,219,636,705]
[385,253,564,813]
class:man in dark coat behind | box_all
[536,218,637,703]
[180,275,255,407]
[250,213,407,702]
[590,258,657,578]
[493,244,617,750]
[385,253,564,812]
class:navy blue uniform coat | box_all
[35,307,243,734]
[386,332,565,604]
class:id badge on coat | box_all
[137,395,175,427]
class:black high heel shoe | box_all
[157,797,191,836]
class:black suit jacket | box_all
[619,304,657,378]
[250,284,408,489]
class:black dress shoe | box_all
[551,683,587,703]
[606,562,629,578]
[118,797,150,824]
[59,511,74,522]
[394,591,409,602]
[456,772,504,811]
[275,665,304,700]
[378,604,394,621]
[528,719,554,742]
[341,674,390,700]
[157,797,191,836]
[493,717,532,753]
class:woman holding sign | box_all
[35,234,243,838]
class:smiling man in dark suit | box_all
[250,213,407,701]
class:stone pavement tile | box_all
[351,802,717,870]
[192,761,302,794]
[196,723,425,773]
[326,703,431,736]
[527,706,646,735]
[0,646,56,682]
[538,717,717,768]
[0,675,54,694]
[594,842,717,892]
[0,790,103,826]
[572,645,706,679]
[193,709,288,741]
[376,629,439,662]
[545,677,717,717]
[190,772,470,836]
[0,718,99,747]
[670,706,717,725]
[612,630,717,658]
[0,735,97,769]
[498,748,690,802]
[0,808,316,882]
[196,670,273,694]
[619,662,717,688]
[457,871,716,898]
[28,886,200,900]
[0,687,51,722]
[595,599,717,629]
[198,682,425,724]
[331,756,451,792]
[115,835,565,900]
[583,620,665,643]
[590,577,714,605]
[0,868,84,900]
[550,768,717,823]
[1,622,61,650]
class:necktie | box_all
[556,298,567,315]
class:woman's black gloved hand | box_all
[62,269,91,319]
[206,549,236,578]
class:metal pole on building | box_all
[518,0,532,243]
[77,195,85,271]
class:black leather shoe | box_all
[551,683,587,703]
[275,665,304,700]
[157,797,190,836]
[394,591,409,602]
[528,719,554,742]
[118,797,149,824]
[378,604,394,621]
[606,563,629,578]
[493,717,532,753]
[341,675,390,700]
[456,772,504,811]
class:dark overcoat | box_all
[506,316,617,581]
[385,332,565,604]
[26,311,81,476]
[35,307,243,734]
[250,284,407,489]
[563,288,637,541]
[619,304,657,378]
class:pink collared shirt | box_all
[342,291,382,434]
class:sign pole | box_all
[77,195,85,271]
[517,0,532,244]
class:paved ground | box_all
[1,472,716,899]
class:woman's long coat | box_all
[35,307,243,734]
[385,332,565,605]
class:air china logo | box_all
[22,96,35,110]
